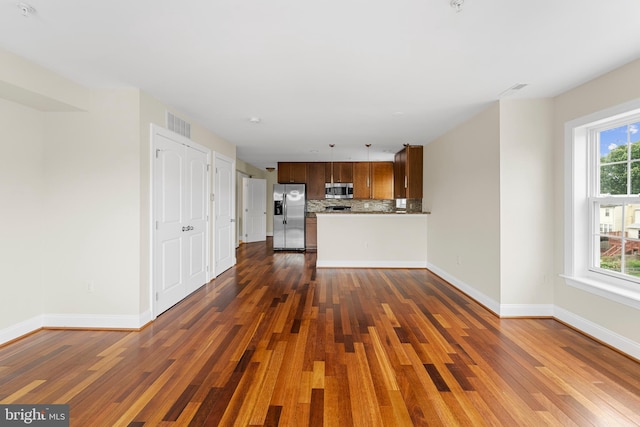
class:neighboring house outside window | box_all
[564,100,640,309]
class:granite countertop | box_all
[310,211,430,216]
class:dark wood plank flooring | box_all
[1,239,639,426]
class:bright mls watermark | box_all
[0,405,68,426]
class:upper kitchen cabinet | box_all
[325,162,353,183]
[394,145,423,199]
[306,162,326,200]
[353,162,370,199]
[277,162,307,183]
[371,162,394,199]
[354,162,394,199]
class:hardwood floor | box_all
[1,240,640,426]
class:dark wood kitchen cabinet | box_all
[371,162,394,199]
[306,162,326,199]
[394,145,423,199]
[305,217,317,251]
[354,162,394,200]
[277,162,307,183]
[353,162,370,199]
[325,162,353,183]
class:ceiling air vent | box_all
[167,111,191,139]
[498,83,529,98]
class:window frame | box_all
[588,117,640,282]
[563,99,640,310]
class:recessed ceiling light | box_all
[17,2,35,17]
[392,111,405,116]
[309,149,319,153]
[248,117,261,124]
[450,0,464,12]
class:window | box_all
[592,120,640,279]
[564,99,640,309]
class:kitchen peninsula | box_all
[315,211,428,268]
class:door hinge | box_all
[155,149,161,158]
[207,164,211,171]
[155,292,159,301]
[210,193,215,202]
[155,220,159,230]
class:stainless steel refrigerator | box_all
[273,184,306,250]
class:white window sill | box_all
[561,274,640,310]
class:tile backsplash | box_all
[307,199,422,213]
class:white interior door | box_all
[185,146,209,293]
[153,131,186,315]
[243,178,267,243]
[152,125,210,316]
[215,153,235,276]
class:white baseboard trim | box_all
[428,262,640,360]
[427,263,501,315]
[499,304,555,317]
[317,260,427,268]
[428,264,556,318]
[554,306,640,361]
[0,311,154,346]
[43,311,152,330]
[139,309,154,327]
[0,315,44,345]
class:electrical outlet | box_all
[456,256,461,266]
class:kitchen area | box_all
[272,145,428,268]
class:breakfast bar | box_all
[315,212,428,268]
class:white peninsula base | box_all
[316,213,428,268]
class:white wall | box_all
[425,60,640,356]
[42,89,142,320]
[424,99,556,315]
[0,99,45,334]
[0,49,239,339]
[553,59,640,346]
[0,48,89,112]
[424,103,502,305]
[499,99,554,307]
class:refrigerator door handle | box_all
[283,193,287,224]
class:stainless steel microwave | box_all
[325,182,353,199]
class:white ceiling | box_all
[2,0,640,170]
